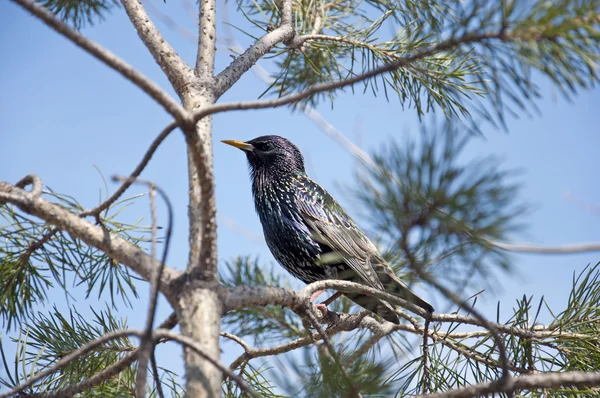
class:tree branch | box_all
[280,0,293,25]
[228,311,371,370]
[490,241,600,254]
[177,0,221,395]
[183,31,530,124]
[119,0,194,96]
[112,179,173,398]
[225,304,567,376]
[0,180,180,294]
[213,25,295,98]
[419,371,600,398]
[415,270,511,383]
[225,279,428,316]
[10,0,188,122]
[195,0,216,77]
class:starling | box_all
[222,135,433,324]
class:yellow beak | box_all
[221,140,254,152]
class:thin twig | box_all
[111,178,173,398]
[422,317,431,394]
[304,308,361,397]
[151,350,165,398]
[90,122,179,218]
[427,331,528,374]
[220,332,252,352]
[489,241,600,254]
[416,271,512,385]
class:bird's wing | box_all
[293,176,385,290]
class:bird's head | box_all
[222,135,305,181]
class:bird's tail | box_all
[375,262,434,314]
[344,292,400,324]
[343,263,433,324]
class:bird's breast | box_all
[253,186,326,283]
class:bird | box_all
[222,135,433,324]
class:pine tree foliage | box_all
[352,122,527,290]
[39,0,120,29]
[0,306,183,396]
[2,0,600,396]
[236,0,599,130]
[1,191,147,331]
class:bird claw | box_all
[314,303,329,317]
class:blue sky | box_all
[1,0,599,392]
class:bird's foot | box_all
[314,303,329,317]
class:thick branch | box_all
[10,0,187,122]
[420,371,600,398]
[119,0,194,96]
[280,0,293,25]
[214,25,295,98]
[0,181,180,294]
[179,1,220,396]
[195,0,216,77]
[225,279,427,316]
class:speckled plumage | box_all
[224,135,433,323]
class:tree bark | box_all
[177,281,223,398]
[178,0,220,395]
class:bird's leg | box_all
[310,291,344,317]
[321,291,343,306]
[310,290,328,316]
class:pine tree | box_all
[1,0,600,396]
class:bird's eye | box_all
[255,142,274,152]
